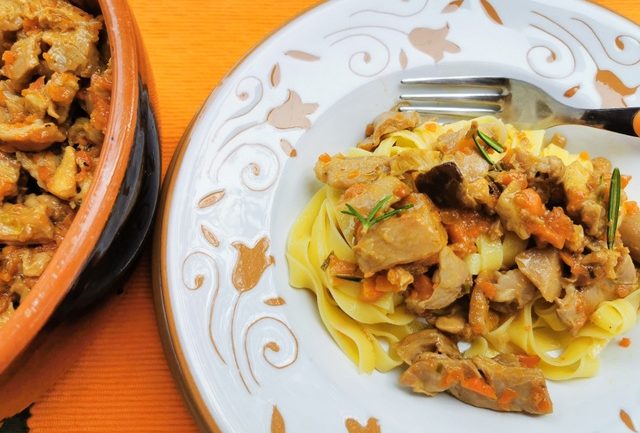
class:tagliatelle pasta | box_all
[287,111,640,414]
[288,188,421,372]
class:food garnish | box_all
[341,195,414,232]
[477,130,505,153]
[608,167,621,249]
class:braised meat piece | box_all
[315,155,390,190]
[353,194,447,275]
[397,330,552,414]
[358,111,421,151]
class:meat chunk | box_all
[562,160,609,237]
[493,269,537,308]
[497,183,574,249]
[45,72,80,122]
[0,120,66,152]
[0,0,24,32]
[620,210,640,261]
[406,246,470,313]
[0,197,55,244]
[516,248,562,302]
[37,1,103,78]
[397,330,552,414]
[68,116,104,147]
[0,151,20,201]
[1,34,41,84]
[16,147,79,201]
[495,181,529,239]
[416,162,467,208]
[390,149,440,176]
[315,155,390,189]
[395,329,461,364]
[557,253,637,334]
[358,111,421,151]
[339,176,408,217]
[353,195,447,275]
[82,64,112,133]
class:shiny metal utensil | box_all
[400,76,640,137]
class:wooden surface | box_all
[23,1,638,432]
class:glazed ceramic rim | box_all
[0,0,139,372]
[153,1,640,432]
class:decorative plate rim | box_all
[152,1,640,432]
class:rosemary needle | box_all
[473,135,496,166]
[341,195,414,231]
[477,130,505,153]
[607,167,621,249]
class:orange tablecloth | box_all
[26,1,639,432]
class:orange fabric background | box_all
[26,1,638,432]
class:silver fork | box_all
[399,76,640,137]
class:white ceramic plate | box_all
[155,1,640,432]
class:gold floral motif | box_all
[285,50,320,61]
[408,25,460,63]
[264,297,286,306]
[345,417,381,433]
[564,85,581,98]
[232,237,275,292]
[201,225,220,248]
[595,69,638,108]
[442,0,464,13]
[399,49,408,70]
[480,0,503,25]
[271,64,281,87]
[268,91,319,130]
[271,406,286,433]
[198,189,225,208]
[620,409,637,432]
[280,139,297,157]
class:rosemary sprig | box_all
[607,167,621,249]
[341,195,414,231]
[473,135,496,165]
[477,130,505,153]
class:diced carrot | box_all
[619,337,631,348]
[461,377,497,400]
[343,183,366,200]
[360,277,386,303]
[318,153,331,163]
[624,201,639,215]
[328,256,359,276]
[2,51,16,64]
[476,280,497,300]
[411,274,434,300]
[532,385,552,413]
[530,207,574,249]
[374,274,402,293]
[393,185,409,198]
[440,368,465,388]
[497,388,518,410]
[424,122,438,132]
[622,175,632,189]
[579,151,590,160]
[514,188,546,217]
[518,354,541,368]
[37,166,53,183]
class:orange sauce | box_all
[439,209,494,255]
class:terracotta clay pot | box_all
[0,0,160,418]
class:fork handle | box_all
[580,108,640,137]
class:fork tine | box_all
[399,104,501,116]
[400,90,505,102]
[401,77,510,87]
